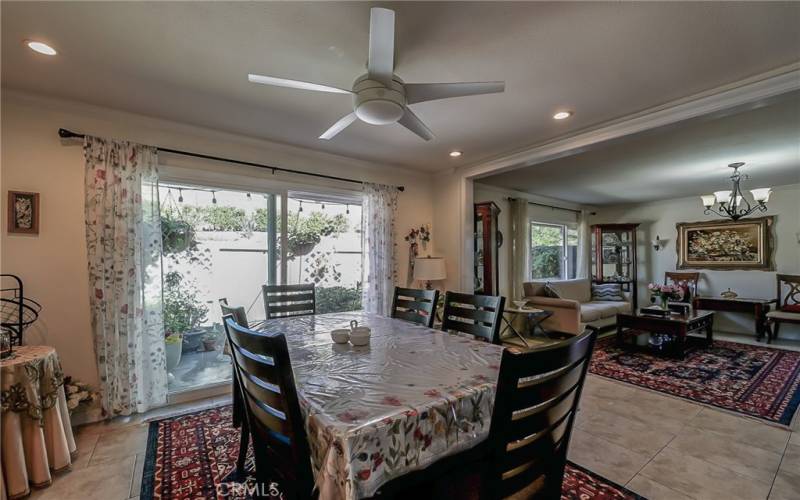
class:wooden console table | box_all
[692,296,774,342]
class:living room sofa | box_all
[523,278,632,335]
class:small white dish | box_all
[331,329,350,344]
[513,300,528,310]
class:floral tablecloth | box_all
[1,346,76,500]
[256,312,504,500]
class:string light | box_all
[246,193,251,200]
[321,203,325,210]
[298,201,303,212]
[211,191,217,204]
[346,204,350,215]
[178,188,183,203]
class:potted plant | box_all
[287,212,348,258]
[163,271,209,358]
[201,332,217,352]
[165,334,183,371]
[647,283,684,310]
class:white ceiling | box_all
[478,92,800,205]
[2,2,799,172]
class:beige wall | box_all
[1,90,436,388]
[590,184,800,338]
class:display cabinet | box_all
[591,223,639,309]
[474,202,502,295]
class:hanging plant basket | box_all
[162,219,196,254]
[291,241,316,257]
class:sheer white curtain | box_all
[575,209,591,279]
[361,183,398,316]
[509,198,530,300]
[84,136,167,416]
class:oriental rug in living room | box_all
[140,405,644,500]
[590,336,800,426]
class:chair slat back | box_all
[262,283,315,320]
[222,316,313,496]
[777,274,800,309]
[391,287,439,328]
[219,298,248,327]
[484,328,598,499]
[441,291,505,344]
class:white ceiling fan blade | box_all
[397,108,434,141]
[319,113,358,140]
[248,74,351,94]
[405,82,505,104]
[367,8,395,86]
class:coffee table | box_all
[616,309,715,359]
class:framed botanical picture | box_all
[676,216,773,271]
[7,191,40,234]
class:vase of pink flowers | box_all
[647,283,684,309]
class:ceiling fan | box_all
[248,7,505,141]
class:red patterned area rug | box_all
[590,336,800,426]
[140,405,644,500]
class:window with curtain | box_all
[530,221,578,280]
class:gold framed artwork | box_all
[676,216,773,271]
[7,191,40,235]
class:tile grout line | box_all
[767,437,792,499]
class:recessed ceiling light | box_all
[553,111,573,120]
[25,40,57,56]
[449,150,462,157]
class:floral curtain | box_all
[84,136,167,416]
[361,183,398,316]
[509,198,530,300]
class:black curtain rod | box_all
[508,197,595,216]
[58,128,404,192]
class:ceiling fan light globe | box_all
[355,99,404,125]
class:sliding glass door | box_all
[157,182,364,395]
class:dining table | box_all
[255,311,505,500]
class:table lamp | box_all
[414,257,446,290]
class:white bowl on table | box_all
[331,329,350,344]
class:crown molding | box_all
[461,63,800,180]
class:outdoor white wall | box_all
[1,90,436,389]
[590,184,800,338]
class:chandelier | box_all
[700,162,771,221]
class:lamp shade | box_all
[700,194,716,208]
[414,257,447,281]
[713,190,732,204]
[750,188,772,203]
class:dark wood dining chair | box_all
[223,316,314,499]
[441,292,505,344]
[391,287,439,328]
[482,327,598,499]
[665,271,700,301]
[218,298,249,478]
[262,283,316,320]
[766,274,800,343]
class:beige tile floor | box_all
[28,336,800,500]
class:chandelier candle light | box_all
[701,163,771,221]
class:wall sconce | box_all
[651,235,667,251]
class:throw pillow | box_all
[591,283,624,301]
[782,304,800,313]
[544,283,561,298]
